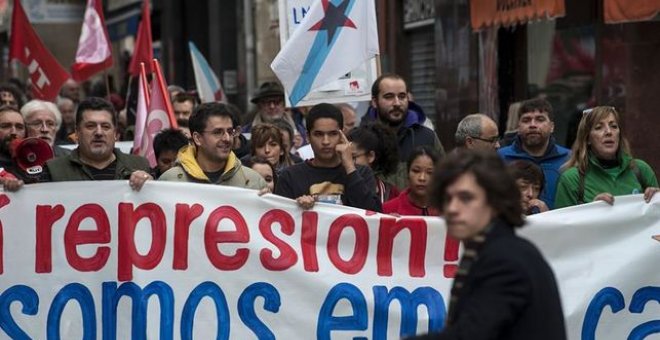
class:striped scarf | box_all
[445,221,496,325]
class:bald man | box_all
[454,113,500,151]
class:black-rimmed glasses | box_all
[471,136,499,144]
[200,128,240,138]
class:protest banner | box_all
[0,182,450,339]
[0,182,658,339]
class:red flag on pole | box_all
[9,0,70,101]
[128,0,153,77]
[132,62,151,157]
[150,60,177,129]
[71,0,113,81]
[136,59,177,167]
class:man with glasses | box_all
[21,99,71,156]
[497,98,570,209]
[242,81,306,144]
[455,113,501,151]
[160,102,267,190]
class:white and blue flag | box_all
[189,41,226,103]
[271,0,379,106]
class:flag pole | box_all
[375,55,382,77]
[151,58,177,128]
[139,62,150,105]
[104,69,111,97]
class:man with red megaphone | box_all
[3,98,152,192]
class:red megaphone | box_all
[10,138,54,175]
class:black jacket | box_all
[274,161,381,212]
[411,219,566,340]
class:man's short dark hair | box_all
[518,98,554,121]
[153,128,189,159]
[76,97,117,127]
[507,160,545,194]
[306,103,343,131]
[431,149,525,228]
[371,73,406,98]
[172,92,199,106]
[189,102,239,134]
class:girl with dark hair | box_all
[382,146,439,216]
[348,123,400,204]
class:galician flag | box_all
[189,41,226,103]
[271,0,379,107]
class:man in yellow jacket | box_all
[159,102,267,191]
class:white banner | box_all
[0,182,658,339]
[522,195,660,340]
[0,182,451,339]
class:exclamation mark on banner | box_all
[443,235,460,278]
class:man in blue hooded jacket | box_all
[362,74,445,188]
[497,98,570,209]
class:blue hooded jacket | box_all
[361,101,442,161]
[498,136,571,209]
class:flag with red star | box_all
[271,0,379,106]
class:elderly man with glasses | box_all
[454,113,501,151]
[21,99,71,156]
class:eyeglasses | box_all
[471,136,499,144]
[26,120,57,129]
[259,98,283,106]
[200,128,240,138]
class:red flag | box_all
[137,59,177,166]
[128,0,153,76]
[9,0,70,100]
[71,0,113,81]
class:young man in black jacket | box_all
[274,103,381,212]
[410,150,566,340]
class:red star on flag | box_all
[308,0,356,45]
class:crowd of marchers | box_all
[0,73,657,339]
